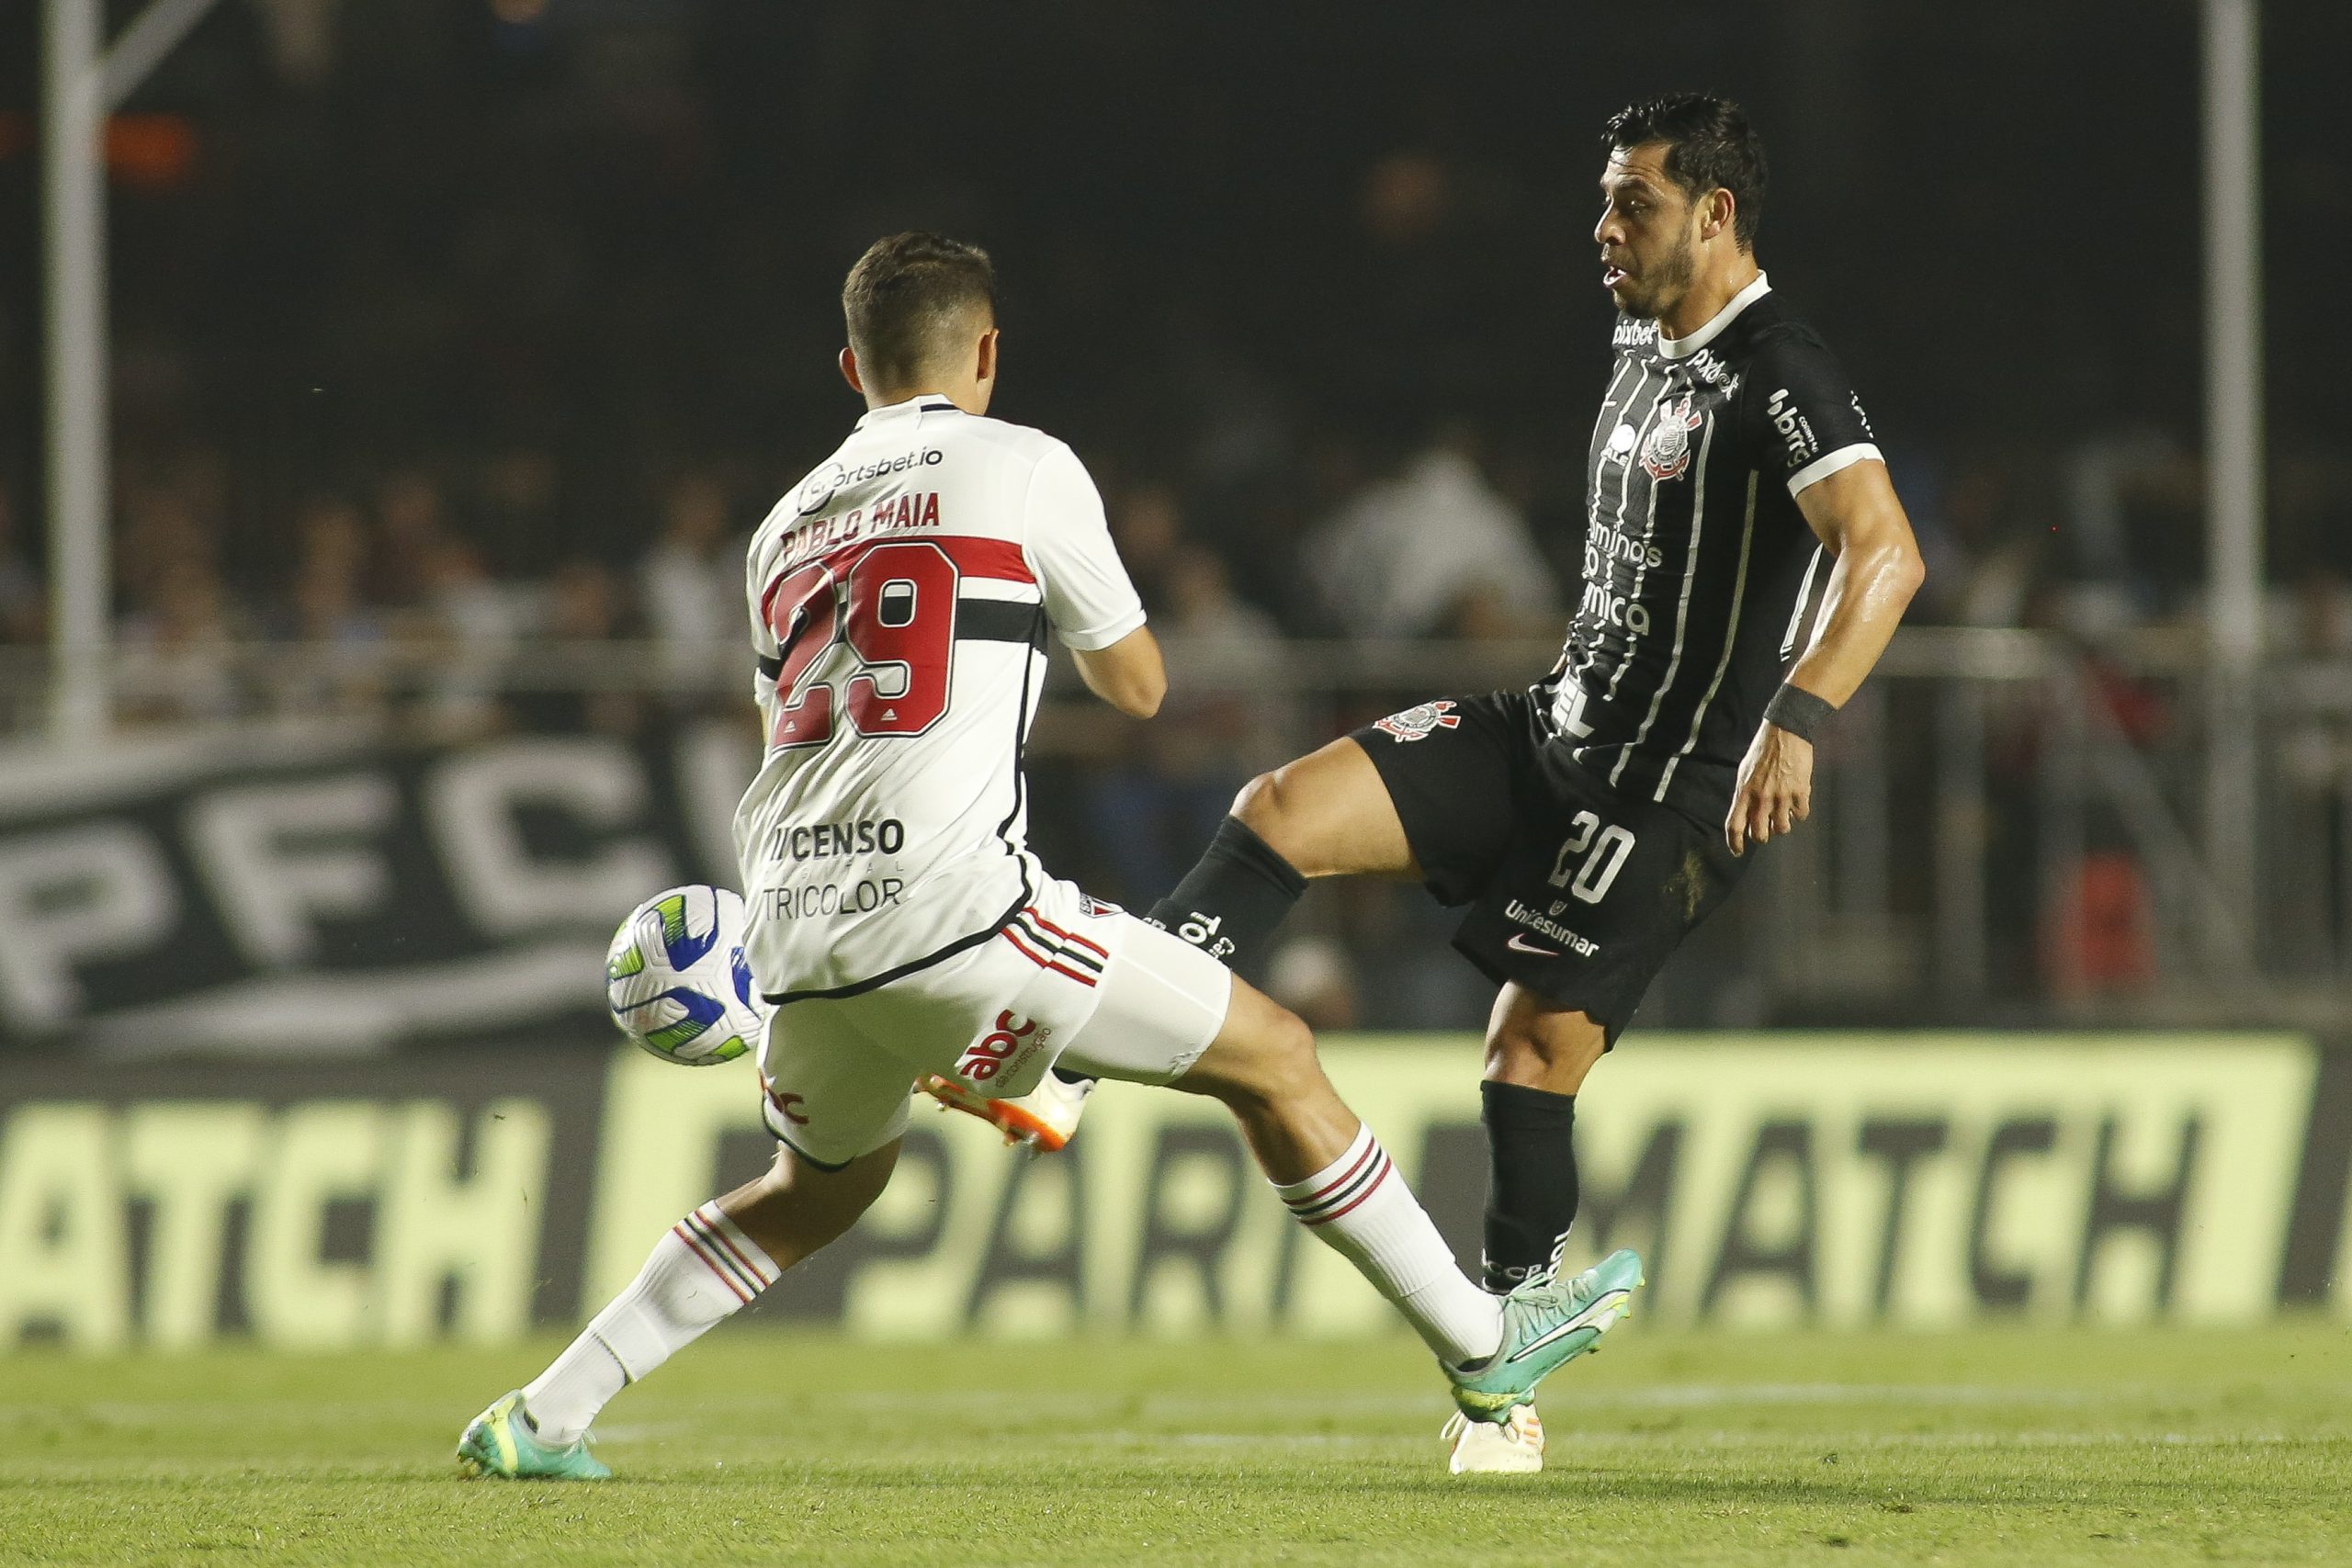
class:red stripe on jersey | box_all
[933,536,1035,583]
[1021,907,1110,960]
[759,534,1034,627]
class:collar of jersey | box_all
[855,394,962,428]
[1657,271,1771,361]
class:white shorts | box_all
[756,876,1233,1168]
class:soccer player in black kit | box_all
[935,92,1926,1472]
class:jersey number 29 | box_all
[764,541,956,750]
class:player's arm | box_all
[1727,458,1925,854]
[1026,442,1161,720]
[1070,626,1167,718]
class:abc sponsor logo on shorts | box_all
[956,1010,1051,1085]
[1503,898,1599,957]
[766,817,906,863]
[765,878,907,919]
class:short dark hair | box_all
[842,231,997,389]
[1601,93,1768,251]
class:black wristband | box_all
[1763,683,1838,742]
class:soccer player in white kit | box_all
[458,233,1643,1481]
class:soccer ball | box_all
[605,886,768,1066]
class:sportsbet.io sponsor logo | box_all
[796,447,944,515]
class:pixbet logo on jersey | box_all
[1374,701,1462,743]
[956,1010,1050,1085]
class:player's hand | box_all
[1725,724,1814,856]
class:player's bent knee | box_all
[1483,1007,1609,1093]
[1230,768,1290,840]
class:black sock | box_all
[1144,816,1308,974]
[1480,1080,1578,1293]
[1052,817,1307,1088]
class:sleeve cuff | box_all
[1055,605,1147,652]
[1787,443,1882,497]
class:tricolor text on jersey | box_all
[765,878,909,920]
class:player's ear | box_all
[839,346,865,396]
[1703,187,1736,243]
[975,328,999,386]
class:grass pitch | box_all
[2,1324,2348,1567]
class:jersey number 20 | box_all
[764,541,956,750]
[1548,810,1634,905]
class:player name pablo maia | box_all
[779,485,947,570]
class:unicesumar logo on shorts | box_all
[1374,700,1462,742]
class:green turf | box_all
[3,1323,2348,1566]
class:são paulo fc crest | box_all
[1374,700,1462,742]
[1639,394,1705,480]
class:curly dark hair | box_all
[842,231,997,388]
[1601,94,1769,252]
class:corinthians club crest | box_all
[1374,700,1463,742]
[1639,394,1705,480]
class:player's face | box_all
[1594,144,1698,320]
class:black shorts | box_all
[1351,691,1745,1043]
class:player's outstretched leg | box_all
[1166,978,1503,1365]
[1164,976,1644,1408]
[457,1141,898,1479]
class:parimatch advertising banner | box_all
[3,1036,2346,1352]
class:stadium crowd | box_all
[1,1,2347,1026]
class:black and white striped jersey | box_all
[1539,274,1880,826]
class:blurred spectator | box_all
[271,497,388,716]
[422,537,526,737]
[512,560,638,734]
[373,468,455,609]
[1108,483,1186,610]
[1305,429,1559,638]
[1265,936,1361,1033]
[0,484,44,644]
[638,471,742,690]
[1086,544,1284,907]
[119,566,245,725]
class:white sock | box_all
[522,1201,779,1443]
[1275,1124,1503,1366]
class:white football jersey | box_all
[732,394,1146,1001]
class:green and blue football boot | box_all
[456,1391,610,1481]
[1447,1247,1645,1423]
